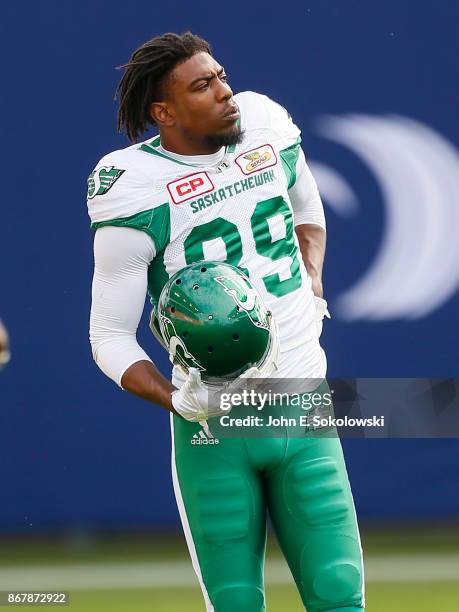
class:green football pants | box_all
[171,411,365,612]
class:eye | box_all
[220,74,229,82]
[199,82,210,90]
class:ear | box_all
[150,102,175,128]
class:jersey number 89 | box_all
[183,196,302,298]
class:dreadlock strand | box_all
[116,32,212,142]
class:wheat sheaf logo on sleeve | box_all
[87,166,125,199]
[244,150,271,170]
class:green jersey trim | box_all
[279,137,302,189]
[148,252,170,308]
[138,141,192,166]
[91,204,170,253]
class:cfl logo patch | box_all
[167,172,214,204]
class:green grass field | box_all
[35,582,457,612]
[1,526,458,611]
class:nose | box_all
[216,78,233,102]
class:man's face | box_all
[158,52,243,149]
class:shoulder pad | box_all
[234,91,301,147]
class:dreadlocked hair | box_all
[116,32,212,143]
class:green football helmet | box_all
[151,261,279,384]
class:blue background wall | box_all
[1,0,458,532]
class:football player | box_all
[88,32,364,612]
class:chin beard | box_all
[203,127,245,150]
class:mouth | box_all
[222,104,240,122]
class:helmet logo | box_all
[215,275,270,330]
[159,314,204,371]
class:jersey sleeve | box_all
[289,148,326,229]
[90,226,156,387]
[87,150,153,225]
[87,150,171,254]
[260,94,303,190]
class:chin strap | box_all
[149,307,168,350]
[173,311,281,390]
[239,312,280,380]
[261,313,280,376]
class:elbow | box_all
[90,342,99,366]
[295,224,327,248]
[89,328,99,365]
[89,326,108,369]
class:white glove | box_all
[314,296,331,338]
[248,312,280,375]
[171,363,276,422]
[171,368,232,422]
[171,314,281,422]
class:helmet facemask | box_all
[152,261,279,385]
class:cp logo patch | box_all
[167,172,215,204]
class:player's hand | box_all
[171,323,281,423]
[314,296,331,338]
[171,368,232,422]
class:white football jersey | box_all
[88,91,323,368]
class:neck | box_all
[159,132,220,156]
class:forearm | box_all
[90,226,180,415]
[295,223,326,297]
[120,360,178,414]
[288,147,327,297]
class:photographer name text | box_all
[219,415,385,428]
